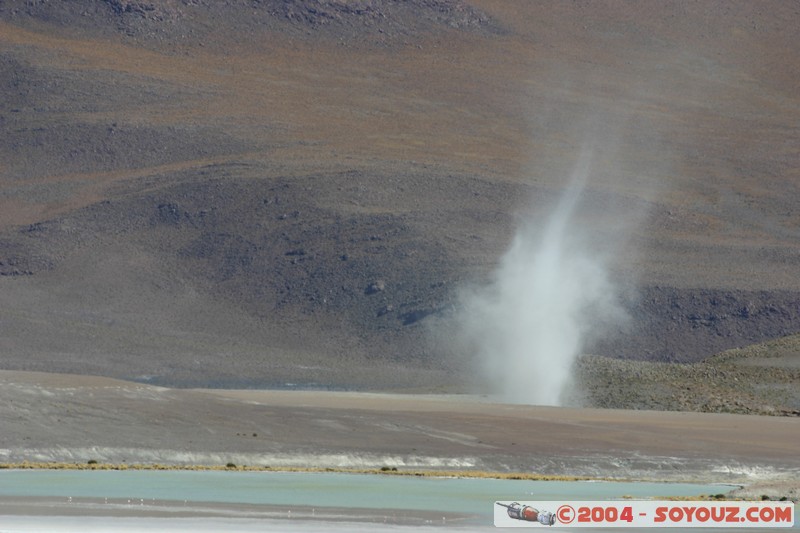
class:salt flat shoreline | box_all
[1,370,798,500]
[0,494,478,525]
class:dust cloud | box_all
[458,147,629,405]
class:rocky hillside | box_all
[576,334,800,416]
[1,1,799,391]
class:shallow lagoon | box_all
[0,469,731,513]
[0,469,740,531]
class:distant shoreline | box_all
[0,461,593,482]
[2,371,797,503]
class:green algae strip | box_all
[0,461,592,481]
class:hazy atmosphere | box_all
[458,145,631,405]
[1,0,798,529]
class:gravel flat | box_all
[2,370,797,495]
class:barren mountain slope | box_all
[1,0,799,389]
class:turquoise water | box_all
[0,470,730,516]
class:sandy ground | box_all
[1,370,797,491]
[0,515,489,533]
